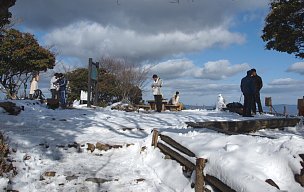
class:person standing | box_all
[50,73,59,99]
[29,72,39,99]
[151,74,163,112]
[240,70,255,117]
[251,68,263,114]
[57,73,67,108]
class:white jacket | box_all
[50,76,58,90]
[170,95,180,105]
[151,78,163,95]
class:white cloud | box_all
[44,21,245,63]
[147,59,249,80]
[268,78,302,86]
[193,60,250,80]
[287,62,304,75]
[148,59,195,79]
[262,78,304,95]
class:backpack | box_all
[226,102,243,115]
[33,89,45,100]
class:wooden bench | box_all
[147,100,168,111]
[164,104,180,111]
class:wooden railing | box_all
[152,129,235,192]
[151,128,303,191]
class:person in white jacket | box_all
[29,72,39,99]
[151,74,163,112]
[169,91,183,111]
[50,73,59,99]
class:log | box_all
[0,101,22,115]
[295,154,304,187]
[151,129,159,148]
[186,118,300,133]
[198,127,239,135]
[295,174,304,187]
[195,158,206,192]
[193,126,276,139]
[205,174,236,192]
[159,134,195,157]
[265,179,280,189]
[157,142,195,171]
[46,99,59,109]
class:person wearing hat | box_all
[251,68,263,114]
[240,70,255,117]
[151,74,163,112]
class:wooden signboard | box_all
[298,98,304,116]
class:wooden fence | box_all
[151,128,303,191]
[186,118,301,134]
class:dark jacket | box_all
[241,72,255,95]
[253,75,263,92]
[57,78,67,91]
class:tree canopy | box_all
[261,0,304,59]
[0,29,56,98]
[0,0,16,30]
[66,58,145,106]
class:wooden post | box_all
[157,142,195,171]
[159,134,195,157]
[265,179,280,189]
[295,154,304,187]
[298,98,304,116]
[92,62,99,106]
[195,158,206,192]
[93,81,98,106]
[205,175,236,192]
[265,97,272,113]
[87,58,92,107]
[151,129,159,148]
[283,105,287,116]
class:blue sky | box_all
[10,0,304,106]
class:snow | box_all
[0,100,304,191]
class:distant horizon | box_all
[183,103,299,115]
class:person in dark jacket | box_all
[57,73,67,108]
[240,70,255,117]
[251,68,263,114]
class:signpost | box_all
[87,58,99,107]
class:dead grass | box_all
[0,132,17,177]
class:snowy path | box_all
[0,100,304,191]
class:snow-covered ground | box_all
[0,100,304,192]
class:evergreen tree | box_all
[0,29,55,98]
[66,67,143,106]
[261,0,304,58]
[0,0,16,30]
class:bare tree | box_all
[99,57,149,102]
